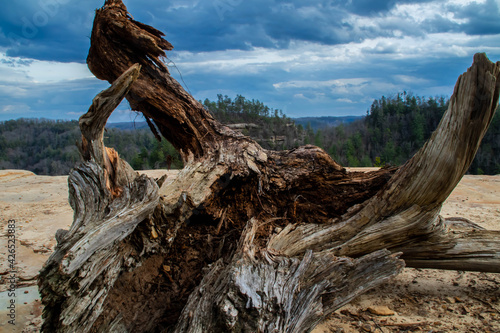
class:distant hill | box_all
[109,116,363,132]
[0,118,183,175]
[293,116,363,131]
[110,95,306,151]
[308,94,500,175]
[107,121,149,130]
[1,94,497,176]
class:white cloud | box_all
[390,2,465,25]
[358,33,488,59]
[1,104,31,113]
[170,28,498,82]
[289,92,326,103]
[166,3,198,11]
[0,52,108,121]
[273,78,369,90]
[26,60,92,83]
[170,47,303,75]
[0,84,28,97]
[0,53,93,84]
[447,0,487,5]
[393,75,432,85]
[336,98,356,103]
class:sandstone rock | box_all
[367,306,395,316]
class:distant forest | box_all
[202,94,301,150]
[313,93,500,175]
[0,119,183,175]
[0,93,498,175]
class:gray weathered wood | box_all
[174,219,404,333]
[38,64,160,333]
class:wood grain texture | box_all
[38,64,160,333]
[173,220,404,333]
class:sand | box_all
[0,169,498,332]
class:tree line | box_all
[203,94,301,150]
[0,93,498,175]
[303,92,499,175]
[0,118,182,175]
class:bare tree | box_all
[38,1,500,332]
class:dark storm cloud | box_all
[137,0,405,52]
[0,0,445,63]
[0,0,498,63]
[341,0,397,15]
[134,0,349,52]
[336,0,436,16]
[0,0,102,62]
[453,0,500,35]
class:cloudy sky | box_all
[1,0,499,122]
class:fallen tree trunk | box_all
[38,1,500,332]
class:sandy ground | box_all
[0,169,498,332]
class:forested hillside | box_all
[307,93,500,175]
[294,116,362,131]
[0,95,297,175]
[0,119,182,175]
[202,94,301,150]
[311,93,448,167]
[0,94,498,175]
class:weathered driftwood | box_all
[174,220,403,333]
[39,64,161,332]
[38,0,500,332]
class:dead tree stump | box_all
[38,1,500,332]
